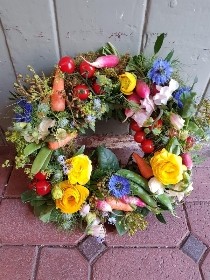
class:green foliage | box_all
[97,146,120,172]
[154,33,165,54]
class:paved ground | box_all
[0,137,210,280]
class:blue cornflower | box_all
[93,99,101,110]
[14,99,33,122]
[173,86,191,108]
[148,58,173,85]
[108,174,130,198]
[86,115,96,123]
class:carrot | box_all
[50,68,65,112]
[132,152,153,179]
[106,197,133,212]
[48,131,77,150]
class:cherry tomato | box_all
[73,84,90,100]
[186,136,194,149]
[28,179,37,190]
[150,83,159,96]
[149,119,163,130]
[134,131,146,143]
[58,56,75,74]
[34,172,47,181]
[36,180,51,196]
[130,120,142,132]
[79,61,95,78]
[92,81,103,95]
[141,139,155,153]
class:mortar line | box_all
[0,18,17,78]
[31,246,42,280]
[51,0,62,58]
[140,0,151,53]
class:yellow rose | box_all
[56,180,89,214]
[66,154,92,185]
[150,148,186,185]
[119,72,136,95]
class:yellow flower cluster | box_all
[54,154,92,214]
[150,148,186,185]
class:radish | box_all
[80,55,119,68]
[127,93,141,104]
[181,153,193,170]
[121,195,146,207]
[135,80,150,99]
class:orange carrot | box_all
[48,131,77,150]
[51,69,65,112]
[106,197,133,212]
[132,152,153,179]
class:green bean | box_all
[23,143,42,157]
[157,193,174,214]
[116,169,149,190]
[31,146,52,174]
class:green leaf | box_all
[166,137,181,155]
[21,190,37,202]
[187,121,205,137]
[111,211,128,236]
[39,205,55,223]
[154,33,165,54]
[181,92,197,118]
[97,146,119,171]
[156,213,167,224]
[50,208,62,222]
[165,50,174,61]
[74,145,85,156]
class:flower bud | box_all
[148,177,165,195]
[96,200,112,212]
[87,224,106,239]
[170,113,185,130]
[51,185,63,200]
[85,212,97,225]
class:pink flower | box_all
[181,153,193,170]
[170,113,185,130]
[153,79,179,105]
[96,200,112,212]
[121,195,146,207]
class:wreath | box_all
[4,34,210,242]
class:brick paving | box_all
[0,143,210,279]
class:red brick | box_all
[0,199,84,245]
[106,206,189,247]
[185,201,210,246]
[201,251,210,279]
[4,167,29,197]
[36,247,88,280]
[0,246,37,280]
[186,167,210,202]
[92,248,201,280]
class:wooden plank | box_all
[55,0,147,56]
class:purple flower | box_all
[148,59,173,85]
[108,174,130,198]
[173,87,191,108]
[14,99,32,122]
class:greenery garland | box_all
[4,34,210,241]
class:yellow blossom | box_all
[150,148,187,185]
[55,180,89,214]
[66,154,92,185]
[119,72,136,95]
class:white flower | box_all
[80,204,90,217]
[148,177,165,195]
[38,117,55,140]
[170,113,185,130]
[166,182,193,202]
[153,79,179,105]
[87,224,106,239]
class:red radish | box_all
[127,93,141,104]
[120,195,146,207]
[51,69,65,112]
[96,200,112,212]
[58,56,75,74]
[124,108,134,119]
[80,55,119,68]
[186,136,195,149]
[135,80,150,99]
[181,153,193,170]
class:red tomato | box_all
[134,131,145,143]
[58,56,75,74]
[130,120,142,132]
[79,61,95,78]
[73,84,90,100]
[34,172,47,181]
[149,119,163,130]
[150,83,159,96]
[28,179,37,190]
[141,139,155,153]
[92,81,103,95]
[36,180,51,196]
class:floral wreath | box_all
[4,34,210,242]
